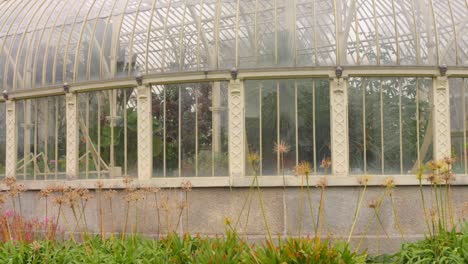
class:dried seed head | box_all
[122,176,133,186]
[441,170,455,184]
[294,161,312,176]
[95,181,104,189]
[64,190,80,207]
[177,200,188,210]
[274,140,291,155]
[383,177,395,189]
[104,190,117,200]
[247,151,261,173]
[416,165,425,181]
[223,217,232,226]
[426,173,441,185]
[31,241,41,251]
[39,188,53,198]
[426,160,438,171]
[3,177,16,187]
[320,157,332,170]
[181,180,193,192]
[52,195,65,205]
[443,156,456,166]
[357,175,371,186]
[368,200,378,209]
[316,177,327,188]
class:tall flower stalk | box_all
[274,140,291,188]
[347,175,370,242]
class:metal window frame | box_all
[0,66,467,188]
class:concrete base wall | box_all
[13,186,468,254]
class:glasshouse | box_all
[0,0,466,259]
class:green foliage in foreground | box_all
[367,224,468,264]
[0,232,367,264]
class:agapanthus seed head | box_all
[274,140,291,155]
[320,157,332,170]
[294,161,312,176]
[383,177,395,189]
[104,190,117,200]
[122,176,133,186]
[357,175,371,186]
[181,180,193,192]
[368,200,378,209]
[426,173,441,185]
[443,156,456,165]
[247,151,261,173]
[3,177,16,187]
[95,181,104,189]
[316,177,327,188]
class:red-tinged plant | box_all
[0,210,62,243]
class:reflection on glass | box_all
[16,97,66,180]
[348,77,433,175]
[78,88,137,179]
[449,78,468,174]
[245,79,330,176]
[151,82,229,177]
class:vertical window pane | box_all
[349,77,433,175]
[383,78,400,174]
[349,78,364,173]
[449,78,467,174]
[366,78,383,174]
[16,96,66,180]
[78,88,137,179]
[245,79,330,176]
[152,82,229,177]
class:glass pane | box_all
[16,96,66,180]
[245,78,330,176]
[349,77,433,175]
[349,77,365,174]
[382,78,400,174]
[152,82,229,177]
[449,78,467,174]
[78,88,137,179]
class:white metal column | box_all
[5,100,16,178]
[137,84,152,180]
[433,75,451,160]
[228,78,245,179]
[66,93,79,179]
[330,76,349,176]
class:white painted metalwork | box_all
[66,93,78,179]
[0,0,466,187]
[5,100,16,178]
[433,76,451,160]
[137,84,152,179]
[330,76,349,176]
[0,0,465,91]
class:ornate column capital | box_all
[5,100,16,178]
[330,77,349,176]
[137,84,152,180]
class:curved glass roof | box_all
[0,0,466,91]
